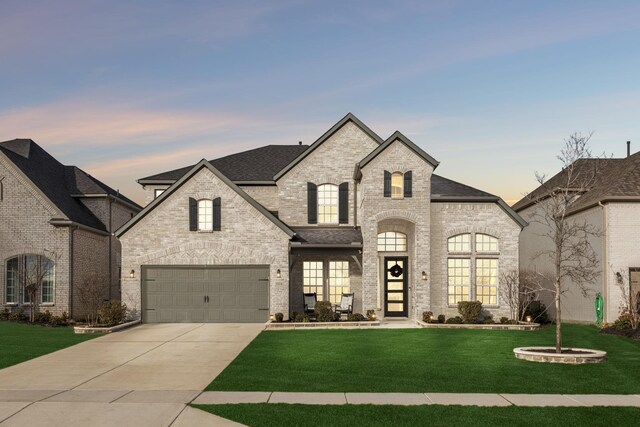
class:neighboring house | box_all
[118,114,525,323]
[513,147,640,323]
[0,139,141,318]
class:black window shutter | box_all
[339,182,349,224]
[188,197,197,231]
[404,170,413,198]
[212,197,221,231]
[307,183,317,224]
[383,171,391,197]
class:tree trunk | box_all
[555,280,561,353]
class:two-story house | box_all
[117,114,525,322]
[0,139,141,318]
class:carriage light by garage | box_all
[422,271,427,280]
[276,269,281,279]
[130,269,135,278]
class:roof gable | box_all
[358,131,439,171]
[273,113,384,181]
[117,159,295,238]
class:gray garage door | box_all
[142,266,269,323]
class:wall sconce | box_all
[129,269,135,279]
[276,269,281,279]
[421,271,428,281]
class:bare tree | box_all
[77,272,107,326]
[21,251,58,323]
[613,269,640,330]
[518,269,551,322]
[528,133,602,352]
[499,269,520,321]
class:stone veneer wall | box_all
[119,167,291,319]
[430,202,520,320]
[359,140,433,319]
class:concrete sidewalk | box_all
[193,391,640,407]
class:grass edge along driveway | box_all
[207,324,640,394]
[0,321,99,370]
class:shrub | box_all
[347,313,366,321]
[274,313,284,322]
[8,309,27,322]
[315,301,335,322]
[422,311,434,323]
[522,300,550,324]
[291,311,299,321]
[366,309,376,321]
[437,314,445,324]
[293,312,306,322]
[98,300,127,326]
[34,310,52,325]
[445,316,463,324]
[613,313,634,330]
[482,315,495,324]
[301,315,310,323]
[0,309,9,321]
[500,316,509,324]
[457,301,483,323]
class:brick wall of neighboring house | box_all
[120,167,291,319]
[0,157,71,316]
[359,140,434,320]
[519,203,604,323]
[71,228,110,319]
[239,185,279,213]
[431,202,520,320]
[276,121,379,227]
[604,203,640,323]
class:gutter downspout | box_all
[69,225,78,319]
[599,201,608,322]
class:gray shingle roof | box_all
[431,174,497,199]
[292,227,363,245]
[0,139,140,231]
[139,144,309,183]
[511,158,624,213]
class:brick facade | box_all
[121,117,522,322]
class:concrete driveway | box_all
[0,323,263,426]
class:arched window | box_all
[391,172,403,199]
[377,231,407,252]
[447,234,470,252]
[317,184,338,224]
[447,233,499,306]
[476,234,499,252]
[5,255,55,304]
[198,199,213,231]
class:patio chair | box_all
[335,293,354,318]
[303,292,317,317]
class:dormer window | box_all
[391,172,403,199]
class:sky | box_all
[1,0,640,205]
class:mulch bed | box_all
[599,327,640,340]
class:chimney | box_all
[299,141,302,146]
[627,141,631,157]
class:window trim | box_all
[317,183,339,225]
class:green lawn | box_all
[195,404,640,427]
[0,321,99,369]
[207,324,640,394]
